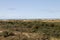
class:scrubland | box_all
[0,19,60,40]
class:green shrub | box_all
[2,31,9,37]
[2,31,15,37]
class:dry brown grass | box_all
[0,31,50,40]
[50,37,60,40]
[0,19,60,40]
[42,20,60,22]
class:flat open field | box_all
[0,19,60,40]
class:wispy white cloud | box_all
[40,9,60,13]
[8,8,16,11]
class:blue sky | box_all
[0,0,60,19]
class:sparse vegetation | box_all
[0,19,60,40]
